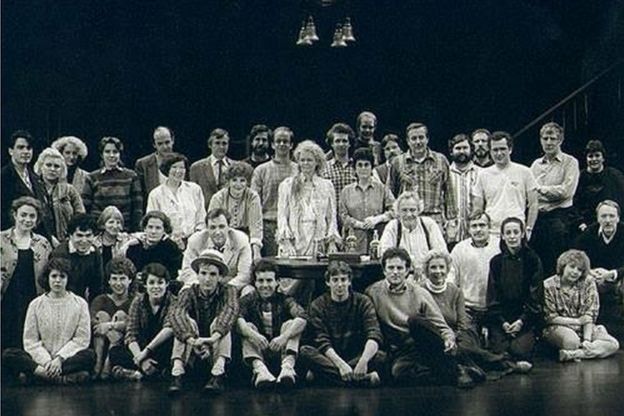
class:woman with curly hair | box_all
[33,147,85,244]
[51,135,90,195]
[543,249,620,362]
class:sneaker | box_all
[59,371,90,385]
[254,366,277,389]
[559,350,583,363]
[456,367,475,389]
[204,374,225,393]
[464,365,486,383]
[168,376,183,396]
[305,370,315,384]
[513,361,533,373]
[111,365,143,381]
[276,366,296,388]
[365,371,381,388]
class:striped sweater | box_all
[82,167,143,231]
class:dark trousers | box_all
[532,208,572,276]
[2,348,95,377]
[299,345,387,386]
[488,325,536,361]
[109,340,173,376]
[261,220,278,257]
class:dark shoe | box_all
[204,374,225,393]
[464,365,486,383]
[59,371,90,385]
[168,376,183,395]
[456,367,475,389]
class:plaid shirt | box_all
[125,292,176,347]
[543,275,600,325]
[389,149,457,222]
[449,162,482,242]
[322,158,356,208]
[170,283,239,341]
[239,291,307,338]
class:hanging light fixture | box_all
[296,20,313,46]
[304,15,319,42]
[330,24,347,48]
[342,17,355,42]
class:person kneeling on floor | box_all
[168,248,239,395]
[237,259,307,389]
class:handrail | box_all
[513,60,623,138]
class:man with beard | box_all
[322,123,357,208]
[243,125,272,169]
[250,126,298,256]
[471,129,494,168]
[388,122,458,237]
[448,134,482,246]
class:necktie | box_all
[22,167,33,192]
[216,159,224,188]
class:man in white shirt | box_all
[450,212,500,330]
[530,122,579,275]
[472,131,538,238]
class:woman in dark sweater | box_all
[421,250,531,385]
[123,211,182,281]
[487,217,543,362]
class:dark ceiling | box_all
[2,0,623,168]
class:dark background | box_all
[2,0,623,170]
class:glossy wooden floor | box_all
[3,351,623,416]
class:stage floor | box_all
[2,351,623,416]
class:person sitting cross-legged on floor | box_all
[2,257,95,385]
[300,261,386,387]
[543,249,620,362]
[108,262,177,381]
[237,259,307,389]
[90,257,135,380]
[168,249,239,395]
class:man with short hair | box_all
[250,126,298,256]
[322,123,357,208]
[450,212,500,329]
[472,131,538,237]
[448,134,482,245]
[134,126,175,202]
[237,260,307,388]
[574,200,624,330]
[366,248,465,387]
[300,261,385,387]
[1,130,49,234]
[379,191,447,277]
[242,124,272,169]
[471,129,494,168]
[373,133,402,185]
[529,122,579,275]
[190,128,234,209]
[388,123,458,236]
[354,111,382,166]
[179,208,252,292]
[169,249,239,394]
[50,213,104,301]
[574,139,624,232]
